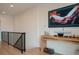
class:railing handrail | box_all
[1,31,25,34]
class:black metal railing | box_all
[1,31,26,53]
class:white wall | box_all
[14,3,79,54]
[0,14,14,41]
[14,7,40,49]
[0,15,14,31]
[37,3,79,55]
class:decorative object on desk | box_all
[43,48,54,55]
[44,31,49,36]
[76,35,79,39]
[68,36,72,38]
[64,36,69,38]
[72,35,79,39]
[54,35,58,37]
[58,32,64,37]
[72,34,76,38]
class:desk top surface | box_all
[41,35,79,42]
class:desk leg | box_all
[40,37,47,52]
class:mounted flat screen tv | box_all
[48,3,79,27]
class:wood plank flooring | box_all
[0,42,48,55]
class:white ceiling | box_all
[0,3,75,16]
[0,3,37,16]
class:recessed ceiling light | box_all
[2,11,6,14]
[10,4,14,7]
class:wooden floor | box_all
[0,42,48,55]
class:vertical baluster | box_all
[1,32,3,41]
[21,33,23,53]
[8,32,9,45]
[24,33,26,52]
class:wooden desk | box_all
[40,35,79,52]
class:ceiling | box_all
[0,3,75,16]
[0,3,37,16]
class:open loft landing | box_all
[0,3,79,55]
[0,42,61,55]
